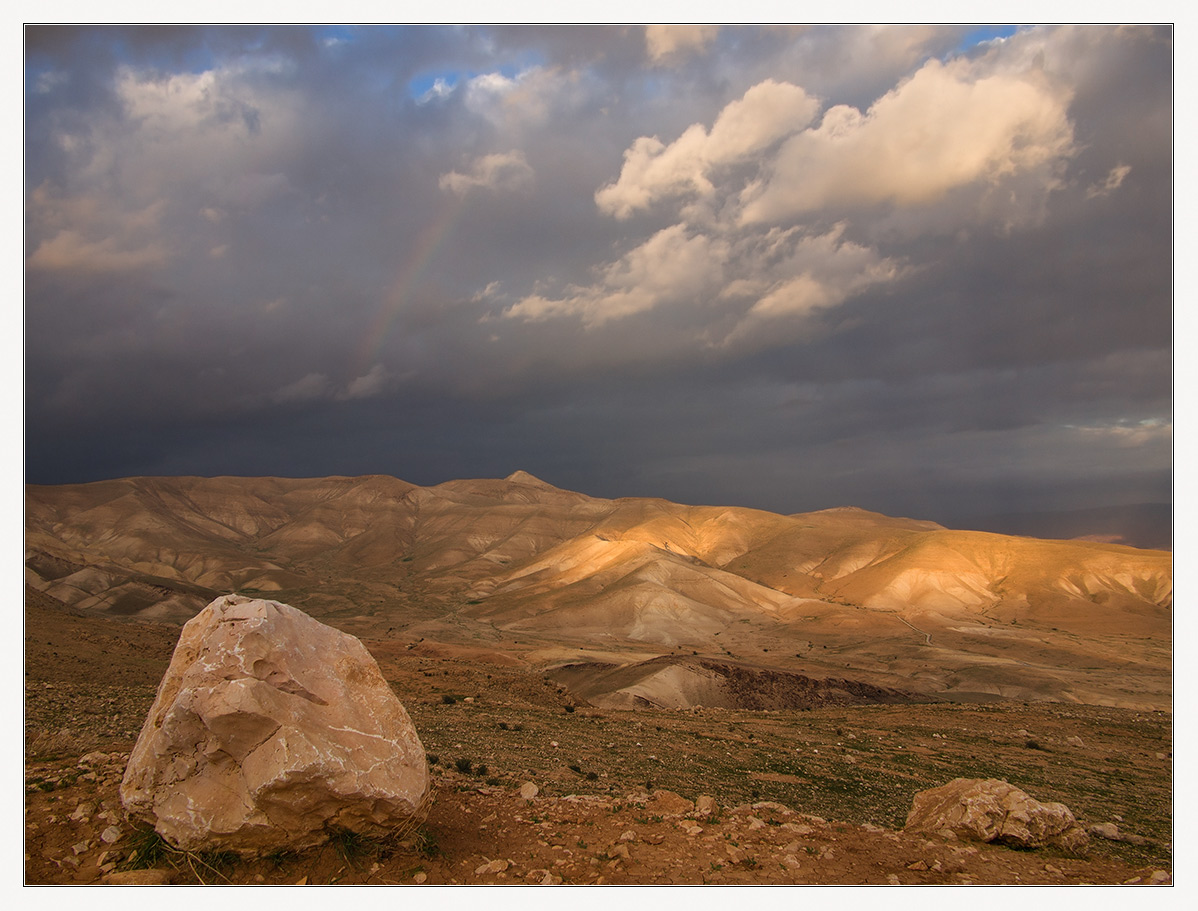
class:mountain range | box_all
[24,471,1172,710]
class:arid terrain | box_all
[23,473,1173,885]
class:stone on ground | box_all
[904,778,1089,853]
[120,595,429,855]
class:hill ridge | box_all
[24,473,1172,708]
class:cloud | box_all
[1086,163,1132,199]
[595,79,819,219]
[272,372,333,404]
[22,26,1172,531]
[719,223,905,346]
[740,56,1076,222]
[26,229,169,273]
[272,365,389,404]
[644,25,719,63]
[462,65,585,130]
[26,186,170,272]
[439,150,535,196]
[504,224,727,327]
[1069,419,1172,447]
[339,364,388,400]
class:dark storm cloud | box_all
[24,24,1171,528]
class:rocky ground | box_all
[23,752,1172,886]
[23,595,1174,885]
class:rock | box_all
[752,801,789,814]
[1088,822,1148,846]
[1066,735,1085,747]
[100,825,122,844]
[905,778,1089,853]
[1148,870,1171,884]
[120,595,429,855]
[519,782,540,800]
[693,794,718,817]
[647,789,694,817]
[475,858,509,875]
[413,872,427,884]
[101,868,175,885]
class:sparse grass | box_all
[26,729,94,762]
[330,828,388,865]
[408,826,440,859]
[115,826,238,884]
[119,825,171,871]
[267,848,297,868]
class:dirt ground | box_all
[23,594,1173,886]
[22,753,1171,886]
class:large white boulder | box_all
[121,595,429,854]
[905,778,1089,853]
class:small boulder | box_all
[121,595,429,855]
[647,789,694,817]
[905,778,1088,853]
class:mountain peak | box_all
[504,470,554,488]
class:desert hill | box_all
[24,472,1172,708]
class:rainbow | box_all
[353,193,468,377]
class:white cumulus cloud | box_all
[740,56,1076,222]
[504,224,728,327]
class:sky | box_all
[22,23,1174,529]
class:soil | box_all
[23,593,1173,886]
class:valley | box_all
[23,472,1173,884]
